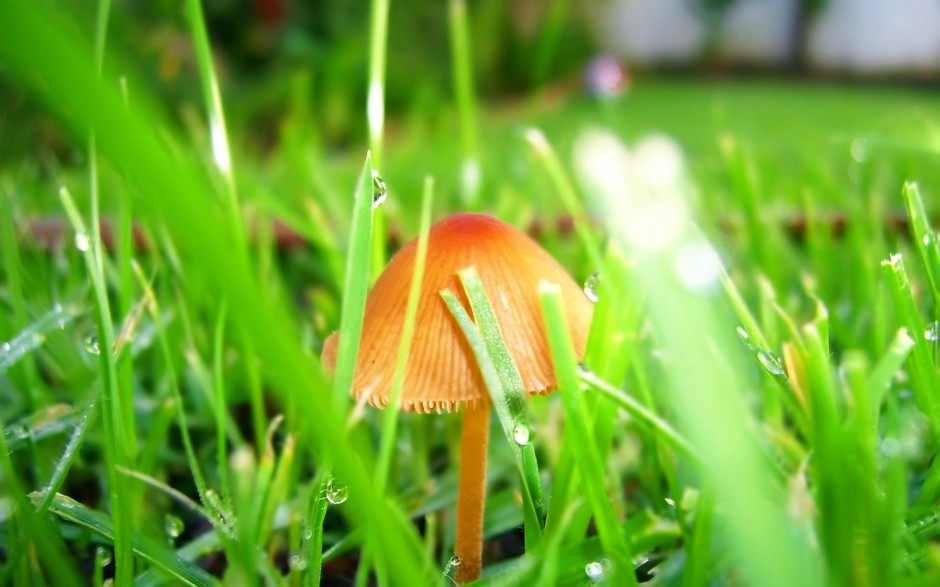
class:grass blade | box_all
[376,176,434,492]
[448,0,481,206]
[578,370,699,462]
[31,493,213,587]
[903,182,940,305]
[0,302,81,375]
[59,185,134,584]
[332,152,375,421]
[539,281,636,586]
[440,284,544,549]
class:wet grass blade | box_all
[903,182,940,305]
[539,281,636,586]
[59,186,134,584]
[332,152,375,420]
[376,176,434,492]
[0,302,80,375]
[881,254,940,442]
[578,370,699,462]
[440,279,544,549]
[32,493,213,587]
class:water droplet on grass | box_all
[289,551,308,571]
[1,342,10,354]
[757,350,785,376]
[372,174,387,208]
[583,272,600,303]
[924,234,935,248]
[512,423,530,446]
[164,514,184,544]
[448,555,461,567]
[326,478,348,505]
[74,233,90,252]
[585,560,605,582]
[736,326,750,341]
[925,322,939,342]
[96,546,112,567]
[84,335,100,355]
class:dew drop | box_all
[448,555,461,567]
[757,350,785,376]
[164,514,184,543]
[925,322,939,342]
[371,174,387,208]
[583,272,600,303]
[289,551,308,572]
[7,424,28,441]
[850,139,869,163]
[924,233,935,248]
[96,546,112,567]
[326,477,348,505]
[512,423,531,446]
[585,560,605,582]
[74,232,90,252]
[84,335,100,355]
[0,342,10,354]
[736,326,750,341]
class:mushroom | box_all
[321,213,593,583]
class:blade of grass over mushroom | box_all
[448,0,481,207]
[59,186,135,585]
[903,182,940,305]
[33,492,213,587]
[334,152,376,420]
[577,370,699,462]
[0,6,430,584]
[454,267,545,520]
[440,285,544,547]
[376,176,434,492]
[539,281,636,587]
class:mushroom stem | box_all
[455,403,489,584]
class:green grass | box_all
[4,2,940,586]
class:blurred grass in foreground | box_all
[3,2,940,586]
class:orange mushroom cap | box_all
[321,213,593,414]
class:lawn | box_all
[2,2,940,586]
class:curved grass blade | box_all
[30,492,213,587]
[0,302,81,375]
[577,370,699,462]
